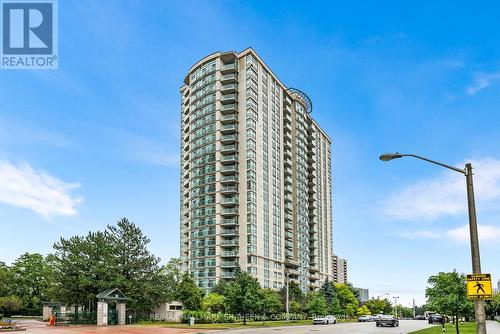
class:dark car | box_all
[428,315,444,324]
[376,315,399,327]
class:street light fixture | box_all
[392,296,399,318]
[379,152,487,334]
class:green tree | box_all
[279,280,304,305]
[162,258,183,302]
[364,298,392,314]
[224,268,261,324]
[51,218,170,317]
[202,293,225,313]
[0,296,22,317]
[0,262,12,297]
[305,291,328,316]
[10,253,54,315]
[335,283,358,317]
[357,305,371,315]
[426,271,473,334]
[107,218,167,314]
[176,273,203,310]
[258,288,283,320]
[211,280,229,295]
[290,300,302,314]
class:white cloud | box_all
[383,158,500,221]
[466,71,500,95]
[446,224,500,242]
[0,160,82,219]
[398,224,500,243]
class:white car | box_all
[313,315,337,325]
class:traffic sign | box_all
[466,274,493,300]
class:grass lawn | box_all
[409,322,476,334]
[138,318,356,329]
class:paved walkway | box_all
[487,320,500,334]
[15,319,211,334]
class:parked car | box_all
[428,314,444,324]
[376,315,399,327]
[313,315,337,325]
[358,315,372,322]
[414,315,426,320]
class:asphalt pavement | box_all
[218,320,433,334]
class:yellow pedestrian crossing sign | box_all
[466,274,493,300]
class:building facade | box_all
[355,288,369,303]
[332,254,348,284]
[180,48,333,292]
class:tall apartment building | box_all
[332,254,348,284]
[180,48,333,292]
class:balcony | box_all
[286,268,300,277]
[220,93,237,104]
[221,217,238,225]
[220,271,235,279]
[220,103,237,114]
[220,134,238,144]
[221,260,237,268]
[221,196,238,206]
[220,113,237,124]
[285,231,293,240]
[284,138,292,149]
[285,212,293,222]
[220,73,237,84]
[220,239,239,246]
[220,83,238,94]
[220,164,238,174]
[221,250,238,257]
[309,209,317,218]
[309,266,319,273]
[220,62,237,74]
[285,258,300,268]
[285,222,293,231]
[221,185,238,194]
[221,228,238,236]
[309,273,320,281]
[221,207,238,216]
[220,143,237,153]
[220,124,238,134]
[220,174,238,183]
[220,154,238,164]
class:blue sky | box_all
[1,0,500,306]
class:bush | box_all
[182,310,236,324]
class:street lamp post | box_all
[286,272,290,322]
[379,152,487,334]
[393,296,399,318]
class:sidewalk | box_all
[487,321,500,334]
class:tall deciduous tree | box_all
[364,298,392,315]
[175,273,203,311]
[305,291,328,316]
[224,268,260,324]
[335,283,358,317]
[0,262,12,298]
[258,288,283,319]
[202,293,225,313]
[10,253,54,315]
[425,271,473,334]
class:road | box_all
[219,320,433,334]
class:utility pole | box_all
[286,272,290,322]
[465,163,487,334]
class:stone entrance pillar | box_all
[116,303,126,325]
[97,302,108,326]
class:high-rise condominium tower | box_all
[180,48,333,292]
